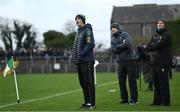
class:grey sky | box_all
[0,0,180,49]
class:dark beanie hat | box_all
[157,19,167,28]
[75,14,86,24]
[111,23,120,30]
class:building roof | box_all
[111,4,180,24]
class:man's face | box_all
[75,17,84,27]
[111,27,119,34]
[157,20,165,30]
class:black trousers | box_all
[77,61,95,106]
[118,60,138,101]
[152,65,170,105]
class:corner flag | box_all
[3,57,14,77]
[3,56,20,103]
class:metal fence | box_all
[0,55,118,74]
[1,55,179,74]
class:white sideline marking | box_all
[0,81,118,109]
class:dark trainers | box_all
[84,103,96,110]
[85,105,96,110]
[120,100,128,104]
[163,103,170,106]
[129,100,138,105]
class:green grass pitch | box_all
[0,72,180,111]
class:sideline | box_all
[0,81,118,109]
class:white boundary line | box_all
[0,81,118,109]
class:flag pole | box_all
[13,70,20,103]
[12,56,20,103]
[94,67,97,85]
[94,60,99,85]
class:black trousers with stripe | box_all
[77,61,95,106]
[152,65,170,105]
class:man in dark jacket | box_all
[143,19,171,106]
[138,45,154,92]
[142,52,154,92]
[111,23,138,105]
[72,14,95,110]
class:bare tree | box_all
[23,24,37,50]
[12,20,37,50]
[64,20,76,34]
[0,17,13,50]
[0,17,37,51]
[12,20,25,50]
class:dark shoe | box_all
[129,100,138,105]
[120,100,128,104]
[85,105,96,110]
[84,103,96,110]
[163,103,170,106]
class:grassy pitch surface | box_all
[0,72,180,111]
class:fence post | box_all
[49,64,52,73]
[65,64,68,73]
[41,64,44,73]
[107,63,110,73]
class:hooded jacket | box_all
[71,23,95,64]
[111,31,136,62]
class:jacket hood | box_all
[156,28,167,34]
[84,23,93,31]
[78,23,93,32]
[113,31,122,37]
